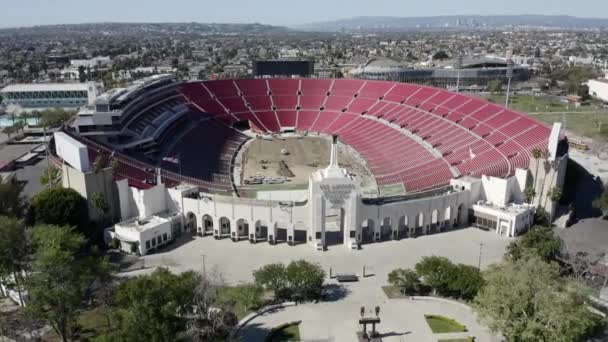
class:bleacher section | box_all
[178,79,551,193]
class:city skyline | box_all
[1,0,608,28]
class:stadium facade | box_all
[349,57,531,89]
[0,82,103,109]
[52,76,567,254]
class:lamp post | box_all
[505,49,514,108]
[478,243,484,269]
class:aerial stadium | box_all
[51,74,568,254]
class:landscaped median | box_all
[265,321,302,342]
[424,314,467,333]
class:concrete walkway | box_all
[236,278,501,342]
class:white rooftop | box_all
[1,83,92,93]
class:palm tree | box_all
[91,192,110,225]
[531,148,544,205]
[547,187,563,225]
[524,187,536,204]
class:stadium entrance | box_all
[324,207,346,246]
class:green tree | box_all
[253,263,288,300]
[185,271,238,341]
[432,51,450,60]
[448,264,484,300]
[40,166,60,186]
[592,183,608,218]
[2,125,17,139]
[523,187,536,203]
[475,255,601,342]
[101,268,198,342]
[220,283,264,315]
[286,260,325,299]
[26,225,99,342]
[486,80,503,93]
[415,256,456,296]
[0,175,26,218]
[387,268,422,295]
[577,84,591,101]
[506,226,562,263]
[0,216,30,305]
[90,192,109,224]
[30,187,89,237]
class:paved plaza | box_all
[129,228,509,341]
[139,227,509,284]
[236,279,501,342]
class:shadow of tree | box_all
[235,321,272,342]
[562,159,604,220]
[322,283,351,302]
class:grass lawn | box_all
[438,338,474,342]
[425,315,467,334]
[534,112,608,141]
[381,285,407,299]
[483,94,602,113]
[266,322,301,342]
[43,306,110,341]
[484,94,608,141]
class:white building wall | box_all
[481,176,510,207]
[588,79,608,102]
[55,132,90,172]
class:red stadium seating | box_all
[73,78,553,194]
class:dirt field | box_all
[240,135,377,195]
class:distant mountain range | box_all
[295,15,608,32]
[0,22,289,36]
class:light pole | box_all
[478,243,484,269]
[505,49,514,108]
[201,254,206,276]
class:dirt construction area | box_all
[239,135,378,195]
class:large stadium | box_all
[53,74,568,253]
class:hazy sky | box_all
[1,0,607,28]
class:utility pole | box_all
[478,243,484,269]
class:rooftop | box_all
[1,82,93,93]
[117,211,181,232]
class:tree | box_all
[30,187,89,237]
[219,283,264,316]
[101,268,199,342]
[90,192,109,224]
[78,66,86,83]
[40,166,60,186]
[523,187,536,203]
[506,226,562,263]
[415,256,456,296]
[432,51,450,60]
[26,225,100,342]
[578,84,591,101]
[592,183,608,218]
[0,216,30,306]
[253,263,288,300]
[185,270,238,342]
[448,264,484,300]
[2,125,17,139]
[486,80,503,93]
[286,260,325,299]
[0,175,26,218]
[475,256,601,342]
[387,268,422,295]
[546,186,563,223]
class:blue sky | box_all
[1,0,607,28]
